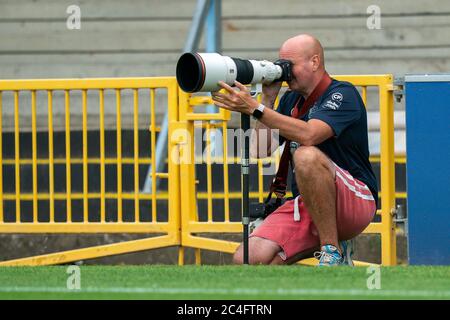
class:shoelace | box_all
[314,250,341,264]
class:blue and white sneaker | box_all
[340,240,354,266]
[314,244,343,266]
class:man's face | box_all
[279,49,314,93]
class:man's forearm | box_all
[259,107,315,145]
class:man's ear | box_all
[311,54,320,71]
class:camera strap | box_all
[268,72,332,201]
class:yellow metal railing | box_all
[0,75,399,266]
[0,77,181,265]
[178,75,398,266]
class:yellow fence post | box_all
[167,78,182,245]
[65,90,72,222]
[48,90,55,223]
[379,76,397,265]
[0,92,3,223]
[14,91,20,222]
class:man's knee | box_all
[293,146,332,177]
[232,237,280,265]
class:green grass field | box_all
[0,265,449,300]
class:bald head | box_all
[279,34,325,69]
[278,34,326,95]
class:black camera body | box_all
[249,198,284,220]
[273,59,293,82]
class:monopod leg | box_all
[241,113,250,265]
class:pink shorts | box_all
[250,162,376,261]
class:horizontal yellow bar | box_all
[195,191,294,200]
[195,191,405,201]
[192,155,405,165]
[187,222,384,235]
[185,113,231,121]
[2,156,405,166]
[0,191,405,202]
[207,76,390,92]
[193,157,277,164]
[182,235,239,254]
[0,234,178,266]
[370,155,406,164]
[1,158,153,165]
[187,222,242,233]
[2,192,169,200]
[297,258,317,266]
[0,222,171,234]
[332,74,393,86]
[362,223,382,234]
[194,122,226,129]
[353,260,380,267]
[189,97,214,105]
[0,77,177,91]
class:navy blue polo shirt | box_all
[276,79,378,204]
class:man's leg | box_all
[233,237,318,265]
[233,237,281,265]
[293,146,340,252]
[269,247,318,265]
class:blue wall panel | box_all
[405,75,450,265]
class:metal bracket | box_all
[393,204,408,236]
[393,76,405,103]
[250,83,262,97]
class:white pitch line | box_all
[0,286,449,298]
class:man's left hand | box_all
[211,80,259,115]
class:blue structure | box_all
[405,74,450,265]
[143,0,222,192]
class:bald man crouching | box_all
[212,34,378,266]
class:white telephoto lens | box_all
[176,52,285,93]
[199,53,237,92]
[249,60,283,84]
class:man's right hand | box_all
[262,81,283,108]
